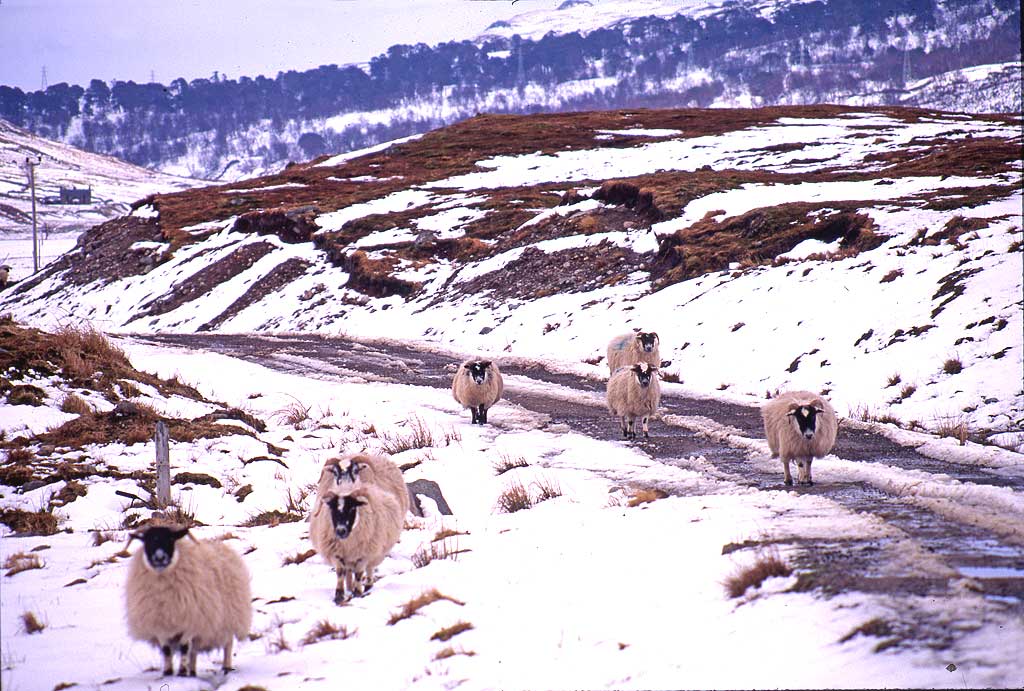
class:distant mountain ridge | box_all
[0,0,1019,180]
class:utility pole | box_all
[25,157,40,273]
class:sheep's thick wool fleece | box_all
[316,454,409,518]
[125,537,251,651]
[606,333,660,373]
[762,391,838,459]
[310,483,405,570]
[451,361,503,409]
[606,367,661,416]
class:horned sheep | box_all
[606,331,662,374]
[125,524,252,677]
[452,359,503,424]
[761,390,838,486]
[310,453,408,604]
[606,362,661,439]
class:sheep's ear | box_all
[480,361,491,369]
[785,410,797,417]
[660,360,672,368]
[172,527,191,542]
[813,406,826,414]
[127,530,145,544]
[650,332,659,341]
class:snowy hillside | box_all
[2,0,1018,179]
[2,320,1021,690]
[2,105,1021,443]
[0,119,204,279]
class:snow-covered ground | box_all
[3,337,1022,690]
[5,110,1019,440]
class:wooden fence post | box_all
[155,421,171,508]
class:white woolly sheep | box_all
[606,331,663,374]
[452,359,503,424]
[606,362,661,439]
[761,390,838,486]
[125,524,252,677]
[309,456,408,604]
[316,453,410,517]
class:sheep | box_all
[0,264,9,289]
[606,331,662,374]
[451,359,503,424]
[761,390,838,486]
[309,455,408,604]
[125,524,252,677]
[315,453,410,517]
[606,362,661,439]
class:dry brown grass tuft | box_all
[627,487,669,507]
[431,621,474,642]
[495,480,533,514]
[900,384,917,399]
[387,589,465,625]
[532,476,562,503]
[376,415,440,454]
[21,611,46,634]
[243,510,303,528]
[300,619,355,646]
[434,646,476,661]
[492,454,529,475]
[60,393,93,415]
[4,552,45,576]
[411,537,470,569]
[886,373,902,388]
[91,530,115,546]
[283,549,317,566]
[934,414,970,446]
[942,356,963,375]
[0,508,59,536]
[274,396,312,427]
[723,549,792,598]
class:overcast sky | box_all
[0,0,554,91]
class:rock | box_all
[406,479,453,517]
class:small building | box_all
[59,187,91,204]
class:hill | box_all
[1,104,1020,442]
[0,0,1019,179]
[0,119,204,279]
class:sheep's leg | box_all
[177,641,192,676]
[160,644,174,676]
[470,406,479,424]
[334,565,350,604]
[479,404,488,424]
[781,457,793,486]
[641,415,650,439]
[798,458,813,485]
[362,565,376,592]
[620,416,629,438]
[188,645,198,677]
[222,638,234,672]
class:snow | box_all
[4,335,1022,690]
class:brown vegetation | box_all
[388,589,465,625]
[723,549,792,598]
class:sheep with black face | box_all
[606,331,664,374]
[125,524,251,677]
[606,362,661,440]
[761,390,838,486]
[309,454,408,604]
[452,359,503,424]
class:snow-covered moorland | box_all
[2,324,1022,690]
[3,106,1021,442]
[1,105,1022,688]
